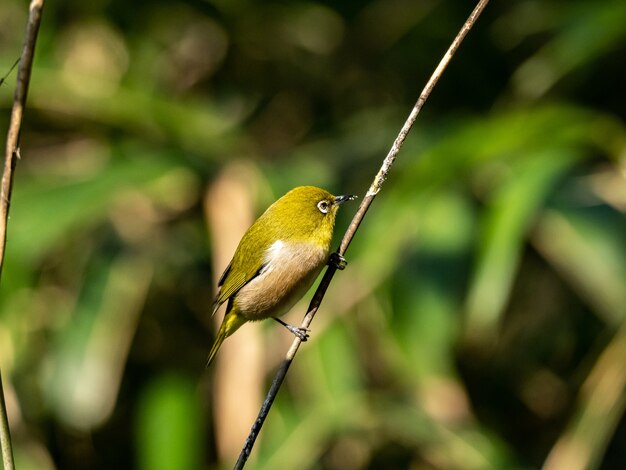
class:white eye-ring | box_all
[317,200,329,214]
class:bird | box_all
[206,186,356,367]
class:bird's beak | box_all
[333,194,358,205]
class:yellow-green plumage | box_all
[206,186,353,367]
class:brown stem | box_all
[1,0,45,269]
[0,2,46,470]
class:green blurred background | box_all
[1,0,625,469]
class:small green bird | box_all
[206,186,356,367]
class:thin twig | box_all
[0,57,21,88]
[0,374,14,470]
[233,0,490,467]
[0,2,46,469]
[1,0,44,266]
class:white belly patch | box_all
[234,240,328,320]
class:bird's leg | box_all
[273,317,310,341]
[328,251,347,270]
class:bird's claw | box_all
[286,324,310,342]
[329,252,347,270]
[274,317,310,341]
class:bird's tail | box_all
[206,311,246,368]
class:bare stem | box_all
[0,373,14,470]
[233,0,490,467]
[0,1,46,469]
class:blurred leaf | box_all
[464,150,580,339]
[20,69,245,155]
[373,395,521,470]
[532,205,626,324]
[409,105,624,191]
[390,190,475,377]
[44,254,152,429]
[512,1,626,98]
[136,375,202,470]
[7,147,182,265]
[13,442,55,470]
[543,326,626,470]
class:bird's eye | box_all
[317,200,329,214]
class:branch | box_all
[0,2,45,469]
[0,374,14,470]
[233,0,490,467]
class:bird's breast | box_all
[233,240,328,321]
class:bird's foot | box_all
[328,252,347,270]
[273,317,310,341]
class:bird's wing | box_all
[212,244,266,315]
